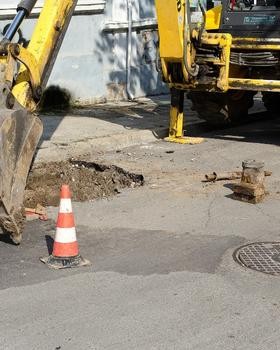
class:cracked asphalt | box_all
[1,115,280,349]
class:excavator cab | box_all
[0,0,77,243]
[220,0,280,36]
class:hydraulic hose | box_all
[126,0,134,100]
[4,0,37,41]
[17,0,38,16]
[183,0,199,78]
[197,0,206,44]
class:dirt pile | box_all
[24,160,144,207]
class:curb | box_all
[35,120,204,163]
[35,126,169,162]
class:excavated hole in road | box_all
[24,160,144,208]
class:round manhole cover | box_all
[234,242,280,276]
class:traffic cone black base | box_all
[40,254,90,270]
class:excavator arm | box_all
[0,0,78,243]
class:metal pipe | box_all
[4,10,26,41]
[3,0,38,42]
[197,0,206,44]
[17,0,38,15]
[126,0,134,100]
[183,0,199,77]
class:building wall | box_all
[0,0,167,103]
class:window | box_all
[229,0,280,11]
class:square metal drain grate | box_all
[233,242,280,276]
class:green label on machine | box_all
[244,15,277,25]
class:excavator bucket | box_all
[0,0,79,244]
[0,108,42,243]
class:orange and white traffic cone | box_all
[40,184,90,269]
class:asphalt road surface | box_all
[1,116,280,349]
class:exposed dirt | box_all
[24,160,144,208]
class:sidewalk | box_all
[36,95,202,162]
[36,94,265,162]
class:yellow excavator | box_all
[155,0,280,143]
[1,0,280,243]
[0,0,77,243]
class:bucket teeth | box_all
[0,207,25,244]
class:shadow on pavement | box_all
[45,235,54,255]
[202,113,280,147]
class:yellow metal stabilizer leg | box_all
[165,88,204,145]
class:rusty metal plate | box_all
[234,242,280,276]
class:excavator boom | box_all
[0,0,78,243]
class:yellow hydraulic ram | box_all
[156,0,280,141]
